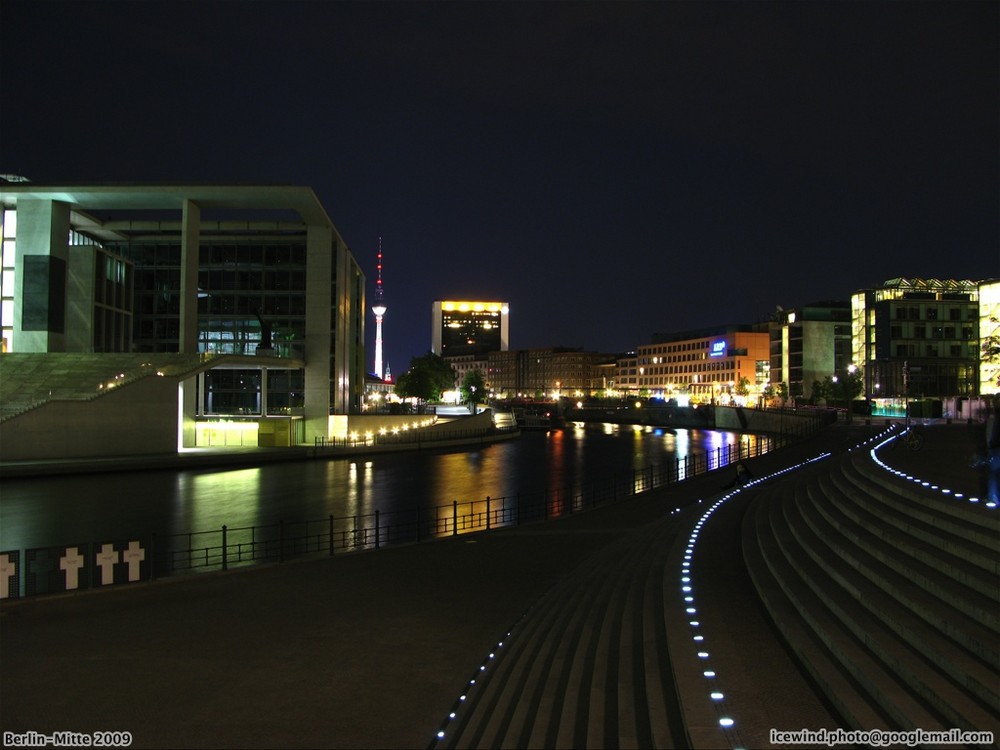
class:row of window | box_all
[893,344,975,358]
[892,305,974,321]
[119,243,307,267]
[887,325,975,340]
[133,292,307,317]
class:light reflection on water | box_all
[0,424,764,552]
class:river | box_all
[0,422,763,555]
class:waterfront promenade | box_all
[0,421,993,749]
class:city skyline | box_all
[3,1,997,375]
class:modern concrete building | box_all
[769,301,852,402]
[850,278,981,411]
[0,181,366,458]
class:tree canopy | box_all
[393,352,456,403]
[460,369,486,411]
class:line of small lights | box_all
[670,451,831,748]
[870,428,997,509]
[429,627,512,747]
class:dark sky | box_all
[2,1,998,375]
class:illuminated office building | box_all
[851,278,981,406]
[486,347,616,397]
[0,181,365,458]
[431,300,509,357]
[770,301,852,401]
[624,324,770,404]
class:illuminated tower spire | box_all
[372,238,388,380]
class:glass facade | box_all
[853,278,980,399]
[113,235,310,416]
[92,249,133,352]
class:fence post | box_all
[222,525,228,571]
[375,510,381,549]
[329,515,335,556]
[452,501,458,536]
[486,497,491,530]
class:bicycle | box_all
[896,425,924,451]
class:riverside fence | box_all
[0,417,825,600]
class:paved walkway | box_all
[0,421,989,749]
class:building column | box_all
[260,367,269,416]
[177,200,200,447]
[179,199,200,354]
[303,224,333,443]
[14,199,71,352]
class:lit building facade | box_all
[770,301,852,401]
[624,324,770,404]
[486,347,616,398]
[851,278,980,408]
[0,182,365,447]
[979,279,1000,396]
[431,300,509,357]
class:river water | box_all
[0,422,762,554]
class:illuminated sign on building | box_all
[710,340,727,358]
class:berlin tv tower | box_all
[372,238,388,381]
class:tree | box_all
[460,369,486,413]
[394,352,456,403]
[826,366,864,421]
[811,379,830,404]
[734,376,750,398]
[776,382,789,407]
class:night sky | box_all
[2,1,997,376]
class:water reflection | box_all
[175,468,263,533]
[0,424,764,552]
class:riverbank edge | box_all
[0,427,522,479]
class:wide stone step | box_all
[743,482,892,730]
[807,476,1000,663]
[437,517,682,749]
[847,448,999,568]
[791,477,999,728]
[830,462,999,602]
[768,475,952,730]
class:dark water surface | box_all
[0,423,761,553]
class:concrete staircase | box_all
[491,409,518,430]
[434,515,688,749]
[0,352,233,422]
[744,436,1000,740]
